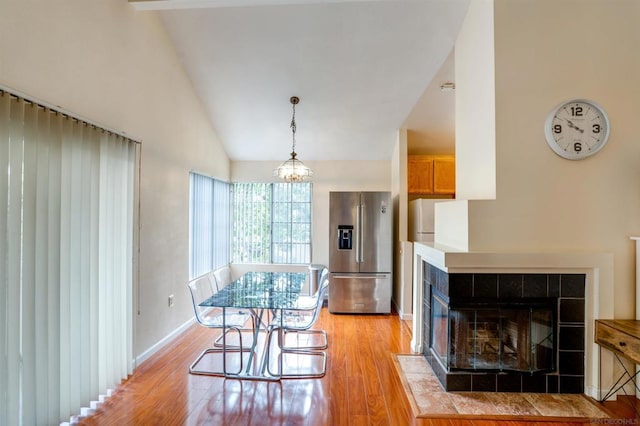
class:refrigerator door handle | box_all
[331,273,390,279]
[355,204,361,263]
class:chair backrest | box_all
[187,274,216,325]
[212,265,233,290]
[319,267,329,291]
[304,281,329,328]
[318,273,329,301]
[310,267,329,299]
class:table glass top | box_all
[200,271,307,309]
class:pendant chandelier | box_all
[273,96,313,182]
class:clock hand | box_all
[565,119,584,134]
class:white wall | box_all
[454,0,496,201]
[232,160,391,269]
[0,0,230,356]
[392,130,414,317]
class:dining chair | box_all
[187,274,251,376]
[296,266,329,310]
[210,265,256,337]
[263,275,329,378]
[211,265,234,290]
[275,272,329,350]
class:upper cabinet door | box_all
[433,157,455,194]
[407,156,434,194]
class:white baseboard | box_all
[400,312,413,321]
[134,316,196,367]
[393,299,413,321]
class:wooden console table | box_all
[595,319,640,403]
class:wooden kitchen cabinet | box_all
[433,157,455,194]
[408,155,455,195]
[407,156,434,194]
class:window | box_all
[272,183,312,263]
[189,173,230,279]
[232,182,312,264]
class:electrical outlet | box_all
[168,294,174,308]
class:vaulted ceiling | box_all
[129,0,469,161]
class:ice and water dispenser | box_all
[338,225,353,250]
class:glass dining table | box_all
[200,271,307,380]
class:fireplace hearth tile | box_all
[560,299,585,323]
[523,274,548,297]
[548,275,560,297]
[523,393,601,417]
[447,392,503,415]
[395,355,611,419]
[472,374,497,392]
[484,392,541,416]
[497,374,522,392]
[474,274,498,298]
[560,274,586,297]
[559,325,585,351]
[446,373,471,391]
[559,351,585,375]
[411,388,458,414]
[522,374,547,393]
[449,274,473,297]
[498,274,523,298]
[559,376,584,394]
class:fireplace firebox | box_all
[431,293,556,373]
[422,261,586,393]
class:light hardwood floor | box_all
[81,308,637,425]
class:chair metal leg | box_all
[280,329,328,350]
[264,326,327,379]
[189,326,250,377]
[213,327,260,349]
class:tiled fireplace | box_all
[422,260,586,393]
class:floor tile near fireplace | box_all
[395,355,612,419]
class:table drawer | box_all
[596,321,640,364]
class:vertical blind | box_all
[0,91,138,425]
[189,173,230,279]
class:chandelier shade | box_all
[273,96,313,182]
[274,153,313,182]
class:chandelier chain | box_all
[290,101,297,153]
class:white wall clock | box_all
[544,99,610,160]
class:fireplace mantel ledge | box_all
[412,241,613,276]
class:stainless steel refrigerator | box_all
[328,191,392,314]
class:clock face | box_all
[544,99,610,160]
